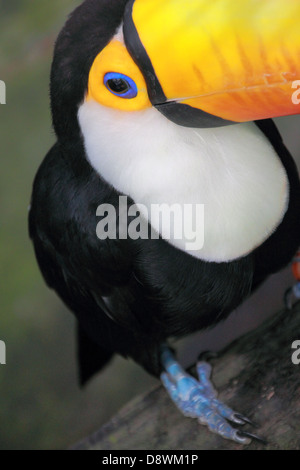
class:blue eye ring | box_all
[104,73,138,99]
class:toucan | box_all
[29,0,300,445]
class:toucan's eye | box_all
[104,73,138,99]
[88,41,151,110]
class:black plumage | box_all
[29,0,300,384]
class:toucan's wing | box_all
[77,324,114,385]
[253,119,300,284]
[29,143,138,326]
[28,143,163,380]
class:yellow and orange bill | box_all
[88,0,300,127]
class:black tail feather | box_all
[77,325,114,386]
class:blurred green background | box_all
[0,0,299,450]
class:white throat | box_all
[78,100,289,262]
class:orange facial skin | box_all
[87,40,151,111]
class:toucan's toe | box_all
[284,282,300,310]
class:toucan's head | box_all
[51,0,300,139]
[51,0,300,142]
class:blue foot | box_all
[285,282,300,310]
[161,347,254,445]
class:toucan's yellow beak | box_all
[124,0,300,127]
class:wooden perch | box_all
[74,302,300,450]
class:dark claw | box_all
[233,413,258,428]
[198,350,219,362]
[236,430,268,445]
